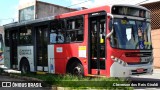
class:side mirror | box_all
[109,19,113,30]
[106,13,114,39]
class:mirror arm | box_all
[106,13,114,39]
[106,28,114,38]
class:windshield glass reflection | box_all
[110,18,152,50]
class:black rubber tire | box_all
[20,60,30,74]
[70,62,84,76]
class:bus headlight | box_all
[111,56,115,59]
[111,56,128,66]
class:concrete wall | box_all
[36,1,76,19]
[18,1,76,22]
[151,29,160,67]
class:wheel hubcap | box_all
[73,66,81,75]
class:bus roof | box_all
[57,5,110,18]
[4,16,55,29]
[4,5,110,29]
[4,4,149,29]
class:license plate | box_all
[136,68,144,73]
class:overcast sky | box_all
[0,0,159,25]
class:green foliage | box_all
[20,73,133,90]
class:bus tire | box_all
[71,62,84,76]
[20,59,30,74]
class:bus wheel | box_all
[20,60,30,74]
[71,62,84,76]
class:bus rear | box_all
[108,5,153,77]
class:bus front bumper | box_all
[110,62,153,77]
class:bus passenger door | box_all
[35,26,48,72]
[88,11,106,75]
[10,30,18,69]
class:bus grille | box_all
[131,69,148,75]
[125,52,152,57]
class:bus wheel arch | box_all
[66,57,84,76]
[20,57,30,74]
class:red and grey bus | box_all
[4,4,153,77]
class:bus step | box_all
[87,74,106,78]
[36,71,47,75]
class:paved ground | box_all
[1,65,160,90]
[132,69,160,79]
[0,65,53,90]
[130,69,160,90]
[0,75,52,90]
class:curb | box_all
[1,73,42,81]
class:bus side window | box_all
[19,28,32,45]
[66,31,71,42]
[50,30,57,44]
[66,15,84,42]
[5,30,9,47]
[50,19,65,44]
[57,30,65,43]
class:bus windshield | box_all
[110,18,152,50]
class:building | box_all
[141,1,160,68]
[18,1,76,22]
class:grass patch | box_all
[0,67,133,89]
[17,73,133,90]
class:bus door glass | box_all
[10,30,18,69]
[35,26,48,72]
[88,11,106,75]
